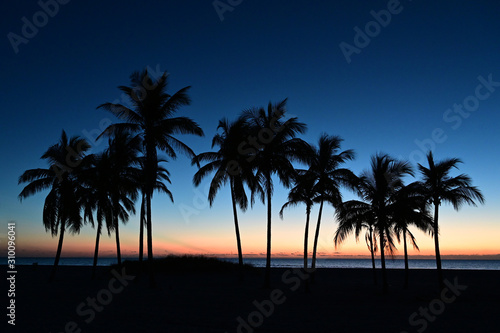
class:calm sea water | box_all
[228,258,500,270]
[5,257,500,270]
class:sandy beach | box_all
[4,263,499,333]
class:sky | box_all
[1,0,499,260]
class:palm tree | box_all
[363,218,378,284]
[418,151,484,288]
[337,154,413,292]
[105,130,141,265]
[391,182,433,289]
[308,134,356,275]
[242,99,310,288]
[279,172,316,270]
[80,152,113,279]
[364,154,414,293]
[81,130,141,277]
[98,69,204,286]
[192,117,263,278]
[18,130,90,281]
[334,200,378,285]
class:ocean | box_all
[6,257,500,270]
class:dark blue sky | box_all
[1,1,499,257]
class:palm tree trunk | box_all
[92,222,101,280]
[264,176,272,289]
[304,205,311,293]
[49,220,65,282]
[403,229,409,289]
[146,144,157,288]
[230,179,244,280]
[311,199,324,283]
[369,229,377,285]
[433,203,444,289]
[379,228,388,293]
[139,192,145,264]
[146,191,155,287]
[138,192,146,276]
[304,206,311,270]
[115,215,121,266]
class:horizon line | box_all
[7,254,500,260]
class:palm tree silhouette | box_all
[107,130,142,265]
[192,117,263,278]
[81,152,114,279]
[337,153,413,292]
[280,172,316,271]
[81,130,141,277]
[242,99,310,288]
[18,130,90,281]
[308,134,356,278]
[334,200,378,285]
[391,182,433,289]
[98,69,204,286]
[418,151,484,288]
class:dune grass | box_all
[113,255,255,274]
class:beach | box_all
[4,264,499,332]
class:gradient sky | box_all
[1,1,499,260]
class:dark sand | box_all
[4,264,499,332]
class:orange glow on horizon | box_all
[14,236,500,259]
[8,215,499,260]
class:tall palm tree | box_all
[18,130,90,281]
[418,151,484,288]
[106,130,142,265]
[81,152,113,279]
[364,154,414,293]
[81,130,141,277]
[334,200,378,285]
[242,99,310,288]
[279,172,316,270]
[98,69,204,286]
[391,182,433,289]
[308,134,356,274]
[337,154,413,293]
[192,117,263,278]
[364,218,378,284]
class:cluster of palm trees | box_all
[333,152,485,291]
[19,70,203,284]
[193,101,484,291]
[19,69,484,291]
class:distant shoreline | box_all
[3,256,500,270]
[5,255,500,260]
